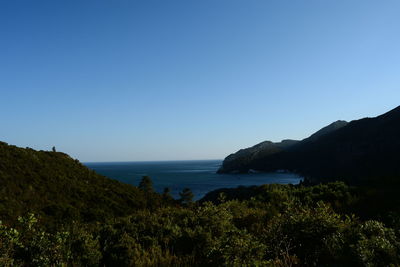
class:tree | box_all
[52,146,56,152]
[179,188,194,205]
[162,187,172,199]
[139,176,153,193]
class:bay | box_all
[85,160,302,200]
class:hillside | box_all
[0,142,165,226]
[246,106,400,184]
[217,139,299,173]
[218,120,348,174]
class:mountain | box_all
[304,120,348,142]
[218,120,348,174]
[220,106,400,185]
[217,139,299,173]
[0,142,165,226]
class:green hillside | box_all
[0,141,165,226]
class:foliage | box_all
[179,188,194,206]
[139,176,154,193]
[1,142,400,266]
[3,192,400,266]
[0,142,168,227]
[1,214,69,266]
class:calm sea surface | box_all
[85,160,302,200]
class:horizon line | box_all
[83,158,223,164]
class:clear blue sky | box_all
[1,0,399,162]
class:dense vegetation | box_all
[2,182,400,266]
[1,142,400,266]
[0,142,169,228]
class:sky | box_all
[0,0,399,162]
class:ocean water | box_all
[85,160,302,200]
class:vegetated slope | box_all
[0,142,164,226]
[249,106,400,184]
[218,120,348,174]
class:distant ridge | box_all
[217,139,300,174]
[218,106,400,185]
[218,120,348,174]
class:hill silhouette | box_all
[218,120,348,174]
[217,139,299,173]
[251,106,400,184]
[218,106,400,185]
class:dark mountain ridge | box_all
[217,139,300,173]
[218,119,348,174]
[219,106,400,185]
[304,120,348,142]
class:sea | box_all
[85,160,303,200]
